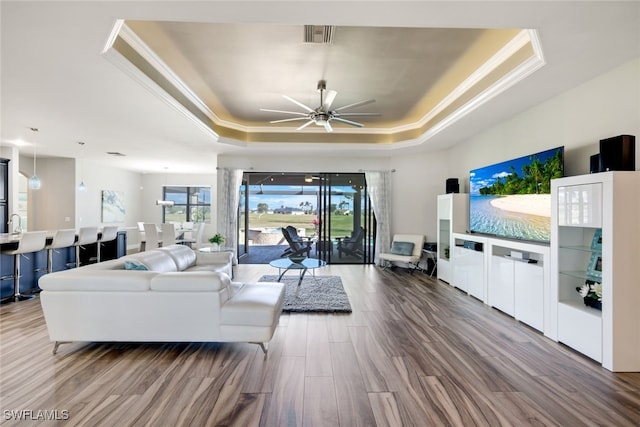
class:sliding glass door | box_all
[238,172,375,264]
[316,173,375,264]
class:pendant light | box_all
[156,167,174,206]
[28,127,41,190]
[77,141,87,192]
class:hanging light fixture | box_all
[77,141,87,192]
[28,127,41,190]
[156,167,174,206]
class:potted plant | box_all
[208,233,225,250]
[576,280,602,310]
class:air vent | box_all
[106,152,126,156]
[304,25,335,44]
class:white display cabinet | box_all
[436,193,468,284]
[452,234,487,301]
[551,171,640,372]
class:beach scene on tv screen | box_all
[469,147,563,242]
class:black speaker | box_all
[599,135,635,172]
[446,178,459,194]
[590,153,602,173]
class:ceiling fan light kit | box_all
[260,80,378,132]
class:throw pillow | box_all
[390,241,414,256]
[124,260,148,271]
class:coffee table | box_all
[269,257,327,286]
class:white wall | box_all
[30,157,75,231]
[75,160,143,229]
[448,57,640,190]
[390,150,450,242]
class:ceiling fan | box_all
[260,80,378,132]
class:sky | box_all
[469,146,562,196]
[245,185,356,211]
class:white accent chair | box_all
[1,231,48,301]
[379,234,425,274]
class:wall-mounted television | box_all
[469,146,564,243]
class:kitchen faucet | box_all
[8,213,22,234]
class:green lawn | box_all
[247,213,358,237]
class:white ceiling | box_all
[2,1,639,174]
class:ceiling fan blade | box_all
[333,99,375,112]
[331,117,364,128]
[283,95,315,113]
[324,121,333,132]
[270,117,311,124]
[296,120,315,130]
[322,90,337,111]
[333,112,380,117]
[260,108,309,117]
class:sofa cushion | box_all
[157,245,196,271]
[185,264,229,274]
[150,271,230,292]
[126,250,178,272]
[124,260,148,270]
[38,270,154,291]
[220,283,285,327]
[390,241,414,256]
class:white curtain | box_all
[364,170,391,265]
[217,168,243,264]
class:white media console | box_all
[448,233,550,334]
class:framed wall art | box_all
[101,190,125,223]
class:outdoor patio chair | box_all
[281,226,312,258]
[337,226,365,259]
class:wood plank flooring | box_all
[2,264,640,426]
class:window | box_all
[162,186,211,223]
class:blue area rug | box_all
[259,275,352,313]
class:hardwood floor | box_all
[2,264,640,426]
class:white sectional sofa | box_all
[39,245,285,354]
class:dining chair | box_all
[160,223,176,247]
[142,223,160,251]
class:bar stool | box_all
[44,229,76,274]
[142,223,159,251]
[0,231,48,302]
[97,226,119,262]
[73,226,98,268]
